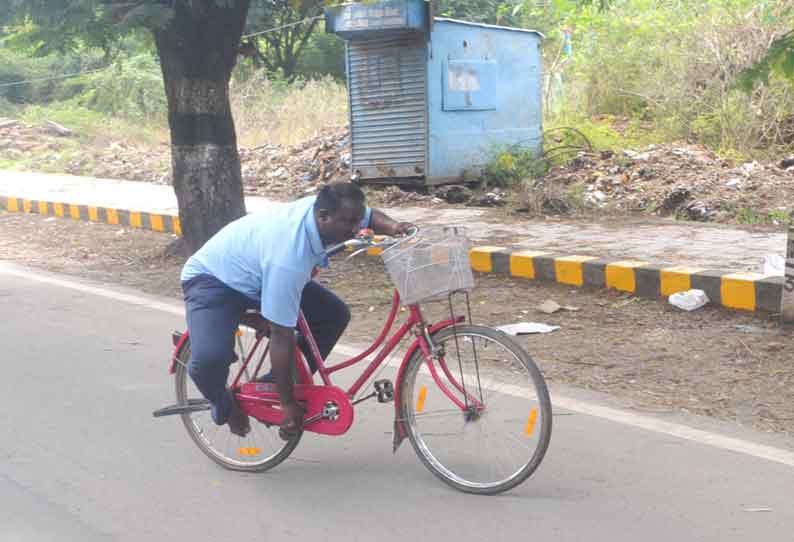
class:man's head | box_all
[314,182,367,246]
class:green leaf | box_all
[781,44,794,78]
[736,33,794,92]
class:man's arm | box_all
[369,209,415,236]
[269,323,296,403]
[269,323,304,435]
[258,266,305,436]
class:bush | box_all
[485,145,546,187]
[294,29,346,81]
[0,47,105,105]
[532,0,794,158]
[0,95,19,117]
[71,54,167,122]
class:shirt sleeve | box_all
[259,265,306,327]
[360,206,372,229]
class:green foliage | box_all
[21,103,113,137]
[548,115,661,153]
[767,209,791,225]
[19,101,164,144]
[738,32,794,91]
[0,47,106,104]
[735,207,764,225]
[293,26,345,80]
[0,1,167,55]
[244,0,325,81]
[0,34,165,122]
[0,96,18,117]
[74,54,167,121]
[485,146,546,187]
[433,0,520,25]
[522,0,794,158]
[733,207,792,226]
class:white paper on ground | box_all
[763,254,785,276]
[496,322,560,335]
[669,289,709,311]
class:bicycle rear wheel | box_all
[173,328,301,472]
[399,324,552,494]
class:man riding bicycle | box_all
[180,182,413,440]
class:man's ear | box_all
[316,208,330,223]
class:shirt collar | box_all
[306,202,329,267]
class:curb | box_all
[1,195,781,313]
[0,195,181,235]
[468,246,781,313]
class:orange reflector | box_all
[235,328,243,337]
[239,447,261,456]
[416,386,427,413]
[525,408,538,437]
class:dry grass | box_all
[231,76,348,148]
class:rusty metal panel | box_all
[348,35,427,180]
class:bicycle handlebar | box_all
[325,226,419,259]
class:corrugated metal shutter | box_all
[348,35,427,180]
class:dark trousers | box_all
[182,274,350,423]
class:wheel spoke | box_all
[401,325,552,494]
[174,337,301,472]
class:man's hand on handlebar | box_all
[391,222,416,236]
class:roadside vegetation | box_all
[1,1,792,224]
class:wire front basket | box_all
[381,226,475,305]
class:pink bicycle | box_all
[154,227,552,494]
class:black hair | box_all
[315,182,366,214]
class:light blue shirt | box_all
[181,196,371,327]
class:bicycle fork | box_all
[418,325,485,414]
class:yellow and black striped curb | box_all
[2,195,781,313]
[468,246,782,313]
[1,195,181,235]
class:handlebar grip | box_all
[325,242,348,258]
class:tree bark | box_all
[154,0,250,254]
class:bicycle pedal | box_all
[374,379,394,403]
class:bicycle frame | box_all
[169,289,482,444]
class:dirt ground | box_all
[1,209,793,438]
[5,117,794,225]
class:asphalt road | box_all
[1,261,793,542]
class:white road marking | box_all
[0,261,184,316]
[3,261,793,468]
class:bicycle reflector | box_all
[525,408,538,437]
[416,385,428,413]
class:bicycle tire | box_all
[173,333,302,472]
[399,324,552,494]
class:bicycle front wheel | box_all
[173,329,301,472]
[399,324,552,494]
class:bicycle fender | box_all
[169,330,190,375]
[392,317,464,453]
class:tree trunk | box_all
[154,0,250,254]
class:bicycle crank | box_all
[304,401,341,425]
